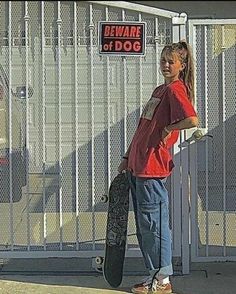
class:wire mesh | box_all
[0,1,183,258]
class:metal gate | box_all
[189,20,236,262]
[0,0,190,273]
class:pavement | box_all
[0,259,235,294]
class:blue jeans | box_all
[128,172,173,278]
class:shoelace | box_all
[151,278,158,291]
[149,278,167,291]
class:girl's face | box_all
[160,51,185,84]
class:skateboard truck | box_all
[92,256,104,273]
[95,256,104,265]
[101,194,108,203]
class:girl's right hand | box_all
[161,128,172,146]
[118,158,128,173]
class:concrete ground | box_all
[0,261,235,294]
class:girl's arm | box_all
[165,116,199,133]
[162,116,199,143]
[118,144,132,173]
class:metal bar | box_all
[24,1,31,251]
[8,1,14,251]
[221,25,226,256]
[172,16,190,273]
[170,20,182,259]
[172,24,180,43]
[180,23,186,40]
[41,1,47,251]
[154,17,159,87]
[188,22,199,260]
[74,1,79,251]
[0,249,143,259]
[122,9,127,153]
[191,255,236,262]
[89,3,95,251]
[88,1,179,18]
[105,6,111,189]
[56,1,63,251]
[179,20,190,275]
[189,19,236,25]
[138,13,143,118]
[181,145,190,274]
[204,25,209,257]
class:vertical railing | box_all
[138,12,143,118]
[171,16,182,262]
[74,1,80,251]
[89,3,95,250]
[154,17,159,87]
[41,1,47,251]
[24,1,31,251]
[122,9,127,154]
[181,23,190,275]
[105,6,111,189]
[8,1,14,251]
[56,1,63,250]
[172,14,189,274]
[221,25,226,257]
[188,21,199,261]
[204,25,209,257]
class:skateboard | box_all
[103,172,130,288]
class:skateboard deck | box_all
[103,172,130,288]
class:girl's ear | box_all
[181,63,186,71]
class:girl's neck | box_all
[164,78,180,85]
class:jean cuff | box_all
[149,264,173,278]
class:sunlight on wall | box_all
[213,25,236,57]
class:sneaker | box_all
[131,276,151,294]
[131,278,172,294]
[151,281,172,294]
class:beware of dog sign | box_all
[98,21,146,56]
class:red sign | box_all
[99,21,146,56]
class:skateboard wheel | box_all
[95,267,103,274]
[101,195,108,203]
[95,256,104,265]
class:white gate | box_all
[0,0,190,273]
[189,20,236,262]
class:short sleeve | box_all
[169,84,197,124]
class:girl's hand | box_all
[118,158,128,173]
[161,127,172,145]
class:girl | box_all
[118,41,199,294]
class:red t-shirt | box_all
[128,80,197,177]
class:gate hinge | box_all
[172,13,187,25]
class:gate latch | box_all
[178,128,213,148]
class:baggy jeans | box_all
[128,172,173,278]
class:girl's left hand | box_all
[118,158,128,173]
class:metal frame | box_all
[0,0,190,275]
[189,19,236,263]
[88,1,179,18]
